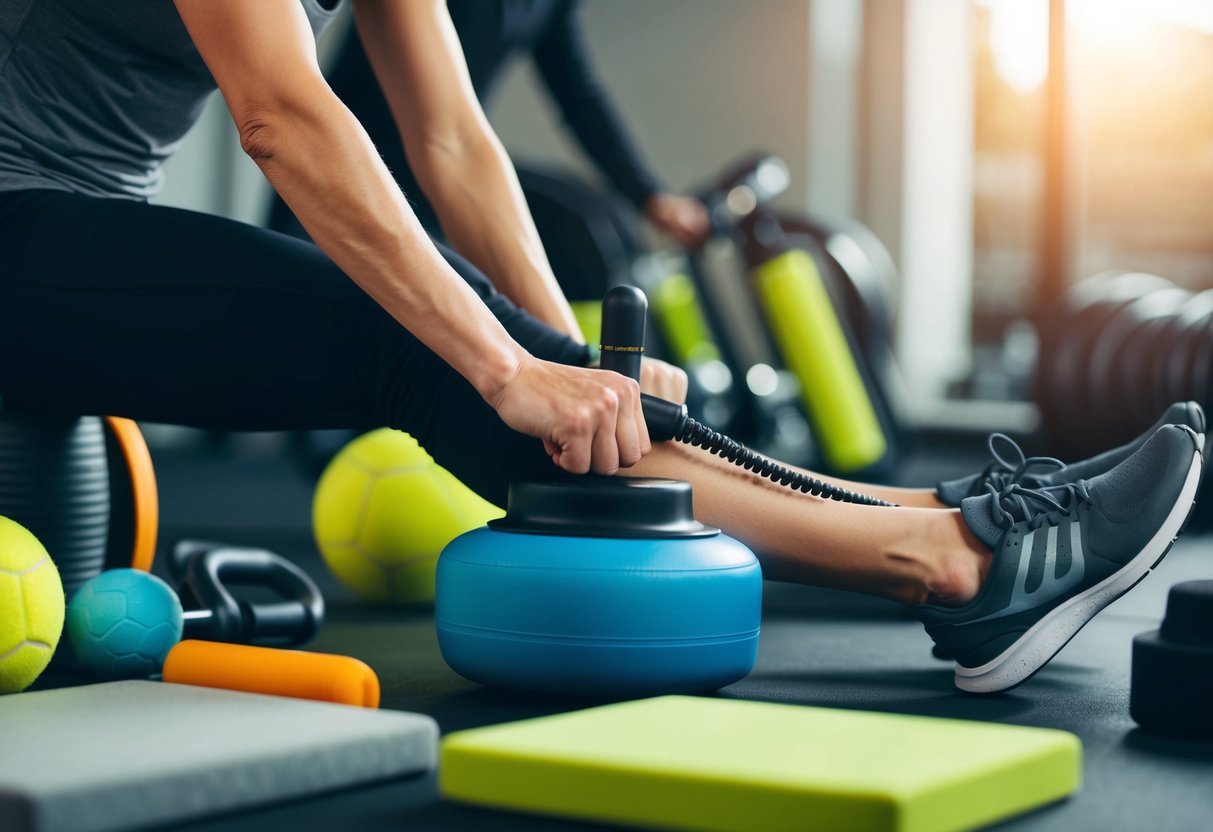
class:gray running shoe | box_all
[937,401,1206,507]
[918,424,1203,694]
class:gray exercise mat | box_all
[0,680,438,832]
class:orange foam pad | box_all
[163,640,380,708]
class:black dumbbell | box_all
[1158,290,1213,415]
[1190,309,1213,411]
[1096,287,1189,429]
[1036,272,1174,457]
[1131,580,1213,740]
[170,540,325,648]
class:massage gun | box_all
[598,286,893,507]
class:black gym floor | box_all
[144,437,1213,832]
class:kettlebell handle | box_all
[175,541,325,647]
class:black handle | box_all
[599,285,688,442]
[599,285,647,383]
[175,540,325,647]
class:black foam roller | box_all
[0,413,110,598]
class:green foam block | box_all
[441,696,1081,832]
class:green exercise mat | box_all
[441,695,1081,832]
[0,681,438,832]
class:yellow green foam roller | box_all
[651,273,721,365]
[569,300,602,348]
[753,249,887,471]
[441,695,1082,832]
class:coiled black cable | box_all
[612,283,896,508]
[672,414,896,507]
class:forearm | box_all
[414,134,584,342]
[534,3,663,209]
[245,92,525,400]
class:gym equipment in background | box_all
[1131,580,1213,740]
[1034,272,1195,457]
[312,429,503,605]
[776,211,909,446]
[440,695,1082,832]
[0,516,64,693]
[0,681,437,832]
[170,540,325,647]
[163,640,381,708]
[1034,271,1213,525]
[687,155,905,475]
[747,222,887,472]
[66,568,183,680]
[0,412,157,597]
[687,157,810,456]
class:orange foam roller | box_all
[163,640,380,709]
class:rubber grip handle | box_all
[641,393,688,442]
[162,640,380,709]
[599,285,647,382]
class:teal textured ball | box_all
[67,569,184,679]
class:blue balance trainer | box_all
[436,286,768,697]
[435,476,762,697]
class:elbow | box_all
[236,108,282,163]
[234,86,338,164]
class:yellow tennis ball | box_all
[0,515,66,694]
[312,430,504,604]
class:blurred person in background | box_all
[268,0,710,256]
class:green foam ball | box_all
[312,430,504,604]
[0,515,65,694]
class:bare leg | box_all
[626,443,989,606]
[776,462,949,509]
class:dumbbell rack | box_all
[1035,270,1213,521]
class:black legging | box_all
[0,189,590,505]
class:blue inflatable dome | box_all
[435,478,762,697]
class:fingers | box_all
[556,405,593,474]
[559,374,644,475]
[669,367,689,405]
[493,358,653,477]
[588,387,620,475]
[633,376,652,458]
[613,376,644,468]
[640,358,689,405]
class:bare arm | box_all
[173,0,647,474]
[352,0,582,341]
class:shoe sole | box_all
[953,443,1203,694]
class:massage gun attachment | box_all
[598,286,894,507]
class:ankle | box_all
[923,512,991,606]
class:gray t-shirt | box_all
[0,0,340,199]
